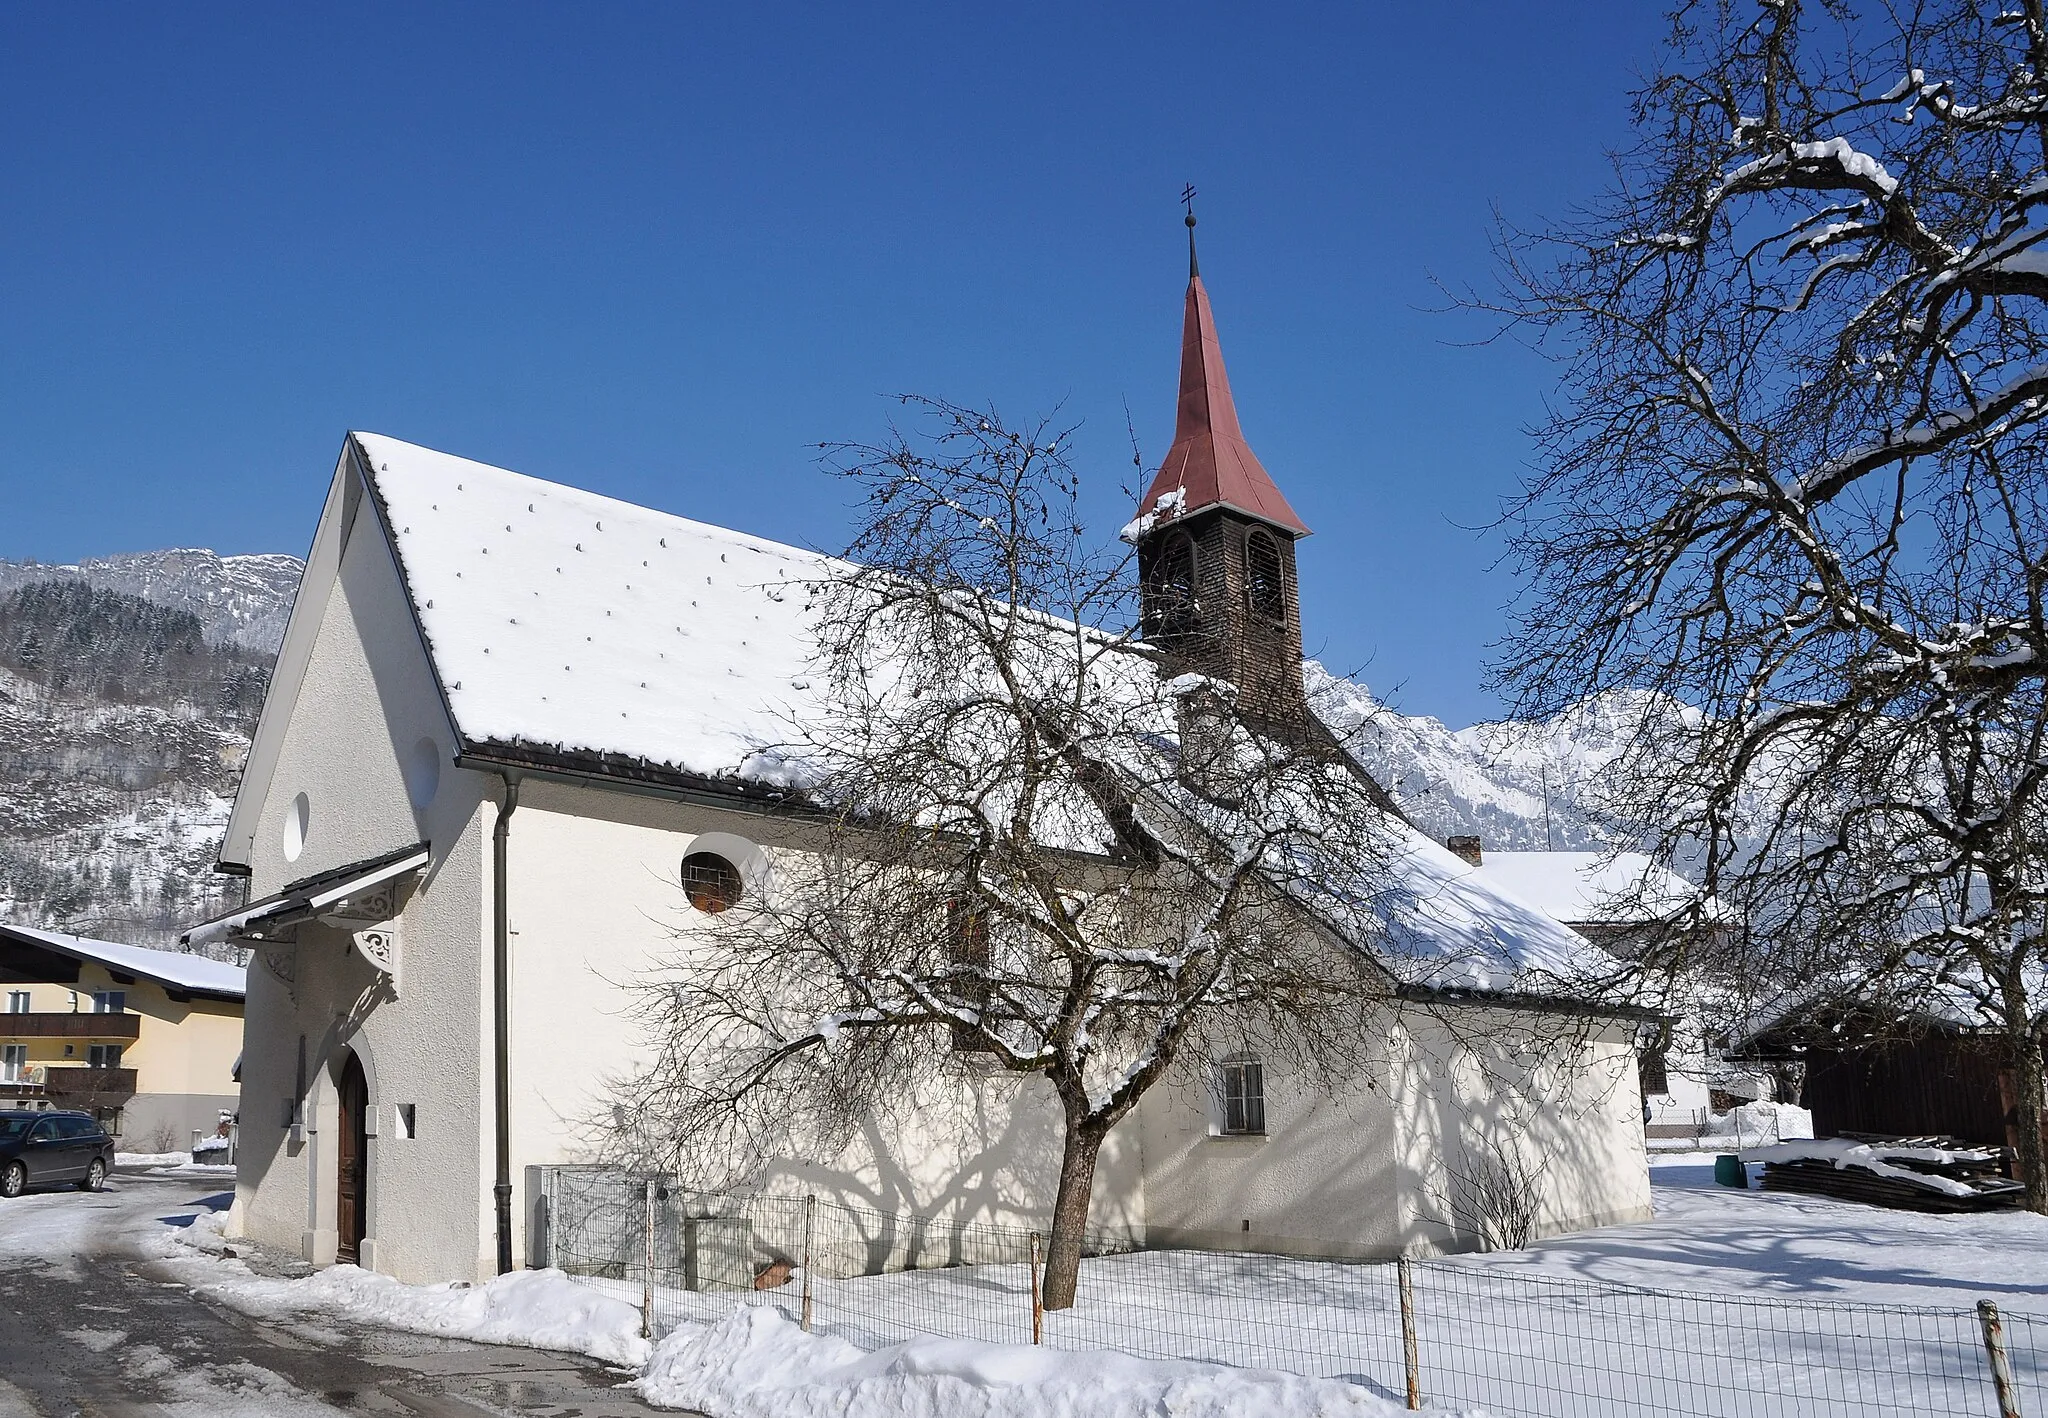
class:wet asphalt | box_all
[0,1171,691,1417]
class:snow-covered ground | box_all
[55,1161,2048,1417]
[117,1149,238,1176]
[150,1209,654,1368]
[1505,1156,2048,1308]
[637,1306,1419,1417]
[588,1160,2048,1416]
[143,1208,1446,1416]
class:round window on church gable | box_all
[1244,529,1286,624]
[682,851,744,914]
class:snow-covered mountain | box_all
[1306,663,1659,855]
[0,551,303,948]
[0,549,302,653]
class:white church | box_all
[189,249,1654,1283]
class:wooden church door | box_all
[336,1053,368,1264]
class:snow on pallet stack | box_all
[1744,1136,2025,1212]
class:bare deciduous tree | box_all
[613,400,1410,1308]
[1486,0,2048,1204]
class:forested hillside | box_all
[0,553,301,949]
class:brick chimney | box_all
[1446,836,1483,867]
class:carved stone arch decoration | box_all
[313,1015,382,1106]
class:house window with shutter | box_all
[1217,1055,1266,1136]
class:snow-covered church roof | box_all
[328,434,1605,988]
[359,432,825,789]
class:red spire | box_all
[1134,264,1310,538]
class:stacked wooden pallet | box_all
[1751,1136,2025,1212]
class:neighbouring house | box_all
[1443,843,1799,1142]
[0,921,244,1145]
[1734,1006,2019,1149]
[186,248,1654,1284]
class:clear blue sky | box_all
[0,4,1664,728]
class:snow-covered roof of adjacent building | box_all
[247,433,1621,991]
[1374,838,1600,987]
[1471,851,1706,928]
[0,921,245,1000]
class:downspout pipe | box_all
[492,773,519,1274]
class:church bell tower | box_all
[1132,211,1311,727]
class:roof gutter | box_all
[492,772,518,1275]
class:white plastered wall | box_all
[228,484,495,1282]
[499,780,1146,1266]
[1391,1004,1652,1255]
[1137,1030,1403,1259]
[1137,1001,1650,1261]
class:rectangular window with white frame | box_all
[0,1045,25,1083]
[88,1044,123,1070]
[4,991,28,1014]
[92,991,126,1014]
[1216,1055,1266,1136]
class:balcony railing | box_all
[42,1067,138,1103]
[0,1012,140,1041]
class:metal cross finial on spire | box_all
[1180,184,1200,277]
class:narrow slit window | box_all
[948,897,993,1054]
[1638,1047,1669,1097]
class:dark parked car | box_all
[0,1110,113,1196]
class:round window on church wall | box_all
[682,851,744,913]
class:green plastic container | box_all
[1714,1153,1749,1188]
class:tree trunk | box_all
[1040,1118,1109,1311]
[2008,1026,2047,1215]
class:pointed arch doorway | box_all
[335,1052,369,1265]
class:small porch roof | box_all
[182,842,430,949]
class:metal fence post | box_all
[1029,1232,1044,1345]
[641,1177,656,1341]
[1397,1255,1422,1411]
[801,1193,816,1333]
[1980,1299,2023,1418]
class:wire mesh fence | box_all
[533,1166,2045,1417]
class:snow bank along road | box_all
[0,1169,681,1416]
